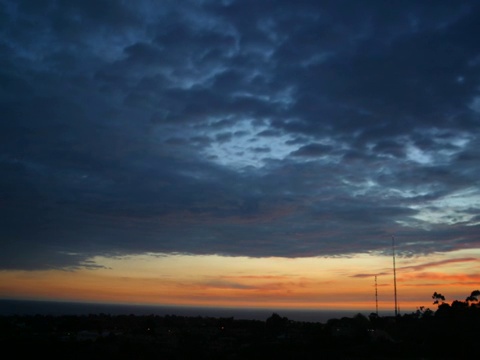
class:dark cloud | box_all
[1,0,479,270]
[290,143,333,157]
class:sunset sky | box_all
[1,0,479,315]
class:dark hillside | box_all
[1,292,478,359]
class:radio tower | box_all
[375,275,379,315]
[392,236,398,316]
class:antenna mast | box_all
[375,275,379,315]
[392,236,398,316]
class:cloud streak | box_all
[351,257,478,278]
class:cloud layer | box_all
[1,0,479,270]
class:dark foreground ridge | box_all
[1,294,479,359]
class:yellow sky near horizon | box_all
[1,249,479,313]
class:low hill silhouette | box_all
[1,290,478,359]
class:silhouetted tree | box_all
[465,289,480,305]
[451,299,468,309]
[432,292,445,305]
[265,313,289,337]
[415,306,434,318]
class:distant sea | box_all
[0,299,374,323]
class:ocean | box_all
[0,299,373,323]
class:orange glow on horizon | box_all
[1,249,478,314]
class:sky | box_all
[0,0,479,315]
